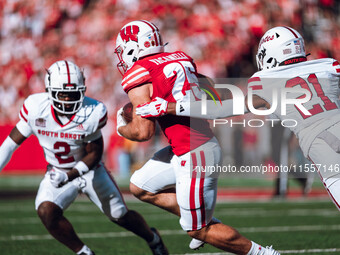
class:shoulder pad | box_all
[19,93,49,123]
[247,76,263,90]
[74,97,107,133]
[332,59,340,75]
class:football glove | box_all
[136,97,168,118]
[50,169,69,188]
[116,107,127,137]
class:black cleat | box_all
[149,228,169,255]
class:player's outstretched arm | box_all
[0,127,27,172]
[197,73,215,88]
[136,94,270,119]
[136,97,249,119]
[118,83,156,141]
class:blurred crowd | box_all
[1,0,340,172]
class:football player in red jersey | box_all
[0,60,168,255]
[115,20,280,255]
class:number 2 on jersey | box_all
[285,73,337,119]
[54,141,75,164]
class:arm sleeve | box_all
[0,136,19,172]
[176,99,248,119]
[16,119,33,138]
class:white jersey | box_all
[248,58,340,156]
[16,93,107,169]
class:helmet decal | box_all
[283,26,298,38]
[138,20,161,46]
[120,25,139,43]
[257,48,266,67]
[144,41,151,48]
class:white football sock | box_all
[247,241,263,255]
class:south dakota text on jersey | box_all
[37,129,85,140]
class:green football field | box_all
[0,196,339,255]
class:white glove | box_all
[116,107,127,137]
[50,169,69,188]
[136,97,169,118]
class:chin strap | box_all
[279,57,307,66]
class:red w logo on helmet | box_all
[120,25,139,42]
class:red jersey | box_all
[121,51,214,156]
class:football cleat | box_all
[259,246,280,255]
[78,249,95,255]
[189,217,221,250]
[149,228,169,255]
[189,238,205,250]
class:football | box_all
[122,102,133,123]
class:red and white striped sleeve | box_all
[121,64,152,93]
[91,101,108,132]
[97,108,108,130]
[83,102,107,143]
[16,98,33,137]
[247,76,263,91]
[247,75,269,102]
[19,102,29,123]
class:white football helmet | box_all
[256,26,306,70]
[115,20,164,75]
[45,60,86,114]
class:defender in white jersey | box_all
[0,60,168,255]
[137,26,340,212]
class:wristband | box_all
[176,101,191,116]
[74,161,89,176]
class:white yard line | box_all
[0,198,332,212]
[279,248,340,254]
[172,248,340,255]
[0,208,337,225]
[0,224,338,241]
